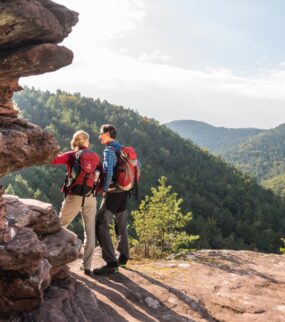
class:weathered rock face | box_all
[0,227,46,274]
[0,0,78,117]
[0,196,82,316]
[0,258,51,315]
[22,278,105,322]
[0,0,80,318]
[5,196,61,235]
[0,186,16,244]
[0,118,59,178]
[41,229,82,266]
[0,43,74,79]
[0,0,78,49]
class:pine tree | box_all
[132,176,199,258]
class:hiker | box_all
[94,124,134,275]
[51,130,102,276]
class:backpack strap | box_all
[81,173,90,208]
[134,165,139,200]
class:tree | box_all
[3,87,285,253]
[280,238,285,254]
[132,176,199,258]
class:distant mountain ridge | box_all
[165,120,264,154]
[166,119,285,197]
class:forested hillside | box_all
[2,88,285,253]
[222,124,285,198]
[166,120,263,154]
[167,120,285,198]
[263,173,285,198]
[224,124,285,181]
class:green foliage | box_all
[132,176,198,258]
[4,174,34,198]
[2,87,285,253]
[2,166,64,210]
[167,120,285,199]
[280,238,285,254]
[223,124,285,196]
[263,173,285,198]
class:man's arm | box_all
[102,147,116,194]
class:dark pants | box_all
[96,192,129,266]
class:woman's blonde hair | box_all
[71,130,89,149]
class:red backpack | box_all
[65,149,101,204]
[114,146,141,197]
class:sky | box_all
[22,0,285,129]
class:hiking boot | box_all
[84,269,93,276]
[117,255,128,267]
[80,266,93,276]
[93,265,119,276]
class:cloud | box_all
[22,45,285,101]
[19,0,285,129]
[57,0,146,46]
[217,68,285,100]
[21,52,285,128]
[138,50,172,63]
[51,0,285,103]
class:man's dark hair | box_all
[100,124,117,139]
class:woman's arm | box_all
[51,151,73,165]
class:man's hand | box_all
[102,191,107,198]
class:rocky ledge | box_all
[8,248,283,322]
[0,195,81,317]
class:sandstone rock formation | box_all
[0,0,78,118]
[0,0,80,318]
[5,196,61,234]
[0,196,81,316]
[17,248,285,322]
[68,249,285,322]
[0,117,59,178]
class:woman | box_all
[52,130,102,275]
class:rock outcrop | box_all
[0,0,78,118]
[70,249,285,322]
[0,0,78,49]
[0,117,59,178]
[0,196,81,316]
[0,0,80,318]
[17,249,285,322]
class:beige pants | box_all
[59,194,97,270]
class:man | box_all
[94,124,129,275]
